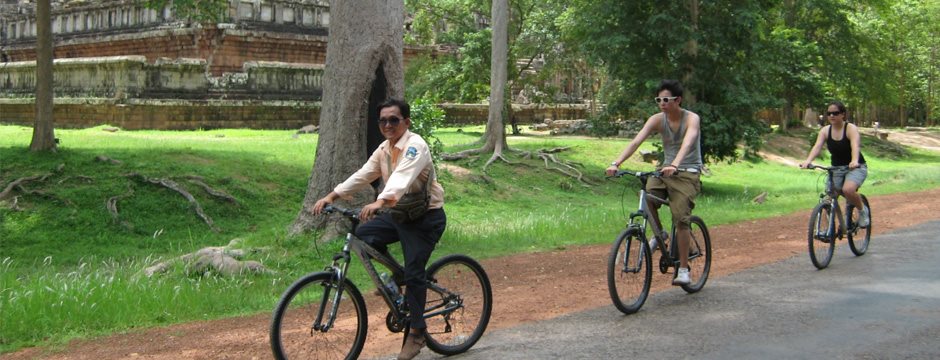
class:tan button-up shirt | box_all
[334,130,444,209]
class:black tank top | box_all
[826,125,866,166]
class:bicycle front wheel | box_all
[808,202,836,269]
[607,228,652,314]
[681,216,711,293]
[270,272,367,360]
[847,195,871,256]
[424,254,492,355]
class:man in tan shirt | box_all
[311,98,445,360]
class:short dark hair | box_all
[656,79,684,98]
[378,98,410,119]
[828,101,847,114]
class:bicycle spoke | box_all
[424,255,492,355]
[680,217,711,293]
[607,230,651,314]
[271,274,366,360]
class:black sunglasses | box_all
[826,111,843,116]
[378,117,402,126]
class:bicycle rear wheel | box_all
[423,254,492,355]
[808,203,836,269]
[847,195,871,256]
[680,216,711,293]
[607,228,652,314]
[270,272,367,360]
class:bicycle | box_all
[804,164,872,269]
[270,205,493,360]
[606,169,712,314]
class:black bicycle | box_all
[270,205,492,359]
[606,170,712,314]
[805,164,872,269]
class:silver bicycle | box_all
[607,169,712,314]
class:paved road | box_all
[420,220,940,360]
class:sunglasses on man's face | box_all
[827,111,843,116]
[379,117,402,126]
[655,96,678,104]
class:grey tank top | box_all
[661,110,703,170]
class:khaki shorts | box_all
[646,171,701,227]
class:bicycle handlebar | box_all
[607,169,663,179]
[804,164,850,172]
[322,204,360,219]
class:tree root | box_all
[1,173,52,201]
[443,145,593,185]
[141,239,272,277]
[482,152,519,172]
[57,175,94,185]
[537,152,593,187]
[94,155,122,165]
[187,178,238,204]
[107,187,135,230]
[126,173,220,232]
[442,148,484,161]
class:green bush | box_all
[409,98,446,159]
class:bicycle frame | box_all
[314,206,462,332]
[810,165,851,239]
[617,170,689,269]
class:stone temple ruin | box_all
[0,0,590,130]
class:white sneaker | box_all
[672,268,690,286]
[857,206,870,228]
[648,238,658,252]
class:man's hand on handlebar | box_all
[605,165,619,177]
[310,192,339,215]
[660,165,677,177]
[359,199,386,221]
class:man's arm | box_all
[609,115,660,169]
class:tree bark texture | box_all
[291,0,405,235]
[31,0,56,152]
[483,0,510,154]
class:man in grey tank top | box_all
[606,79,704,286]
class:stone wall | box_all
[0,55,324,100]
[439,103,591,125]
[0,98,319,130]
[0,56,588,130]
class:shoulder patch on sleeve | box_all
[405,146,419,160]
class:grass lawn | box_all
[1,124,939,353]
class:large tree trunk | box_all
[290,0,405,236]
[30,0,56,152]
[929,45,936,126]
[483,0,509,154]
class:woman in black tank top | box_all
[799,101,870,226]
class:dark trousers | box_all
[355,208,446,329]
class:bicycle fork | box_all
[312,246,354,333]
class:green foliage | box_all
[408,98,447,158]
[141,0,228,24]
[405,30,493,103]
[405,0,590,105]
[563,0,777,162]
[587,112,619,138]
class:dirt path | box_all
[5,187,939,360]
